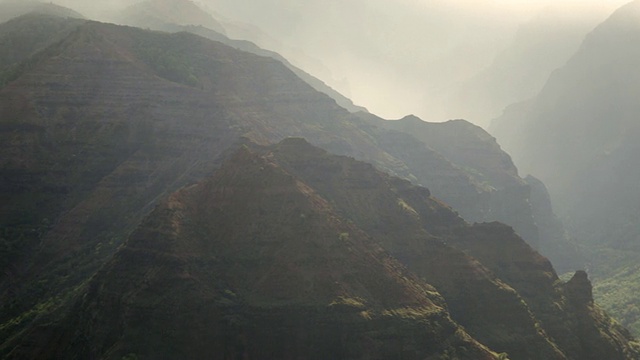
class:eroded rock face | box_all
[565,270,594,306]
[374,116,535,237]
[264,139,565,359]
[449,224,638,360]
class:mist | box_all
[4,0,640,352]
[197,0,627,126]
[20,0,628,126]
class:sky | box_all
[51,0,634,124]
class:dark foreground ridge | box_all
[4,138,637,359]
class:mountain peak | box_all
[398,114,423,123]
[0,0,84,23]
[565,270,594,305]
[603,0,640,24]
[273,136,326,155]
[583,0,640,45]
[119,0,226,34]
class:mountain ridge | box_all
[114,0,367,113]
[0,0,84,23]
[0,14,579,312]
[3,141,498,360]
[5,138,639,359]
[1,14,637,358]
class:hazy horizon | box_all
[200,0,631,125]
[26,0,635,125]
[4,0,640,348]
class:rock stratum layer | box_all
[0,13,638,359]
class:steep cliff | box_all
[449,223,638,360]
[265,138,566,359]
[368,115,581,273]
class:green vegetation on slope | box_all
[592,248,640,336]
[133,32,200,86]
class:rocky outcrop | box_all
[266,139,567,359]
[450,223,639,360]
[565,271,594,306]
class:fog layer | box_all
[200,0,626,125]
[36,0,629,125]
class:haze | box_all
[52,0,630,126]
[4,0,640,344]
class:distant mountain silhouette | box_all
[115,0,366,113]
[491,0,640,247]
[449,8,598,126]
[373,116,581,272]
[491,0,640,335]
[118,0,226,34]
[0,0,84,23]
